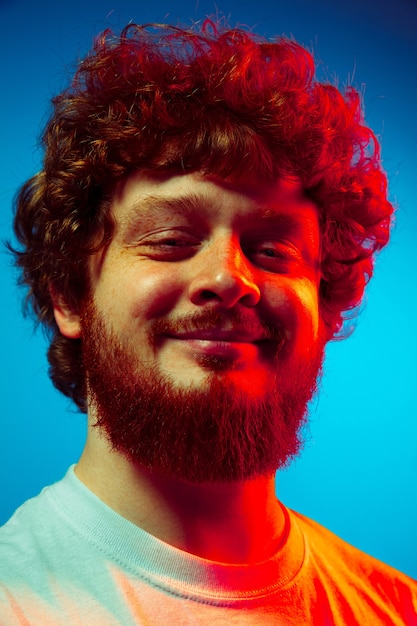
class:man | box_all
[1,21,416,624]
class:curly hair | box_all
[11,22,394,412]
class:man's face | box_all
[80,171,325,482]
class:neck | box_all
[75,425,286,564]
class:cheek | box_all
[135,272,184,320]
[264,278,320,347]
[295,280,320,341]
[93,260,184,329]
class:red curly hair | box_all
[11,22,393,411]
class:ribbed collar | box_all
[48,465,305,603]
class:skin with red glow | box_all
[53,171,323,564]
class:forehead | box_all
[110,170,319,232]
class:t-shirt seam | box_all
[48,479,306,606]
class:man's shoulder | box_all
[0,470,73,576]
[1,487,53,568]
[289,508,417,608]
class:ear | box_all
[50,286,81,339]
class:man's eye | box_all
[249,241,301,269]
[150,235,199,248]
[259,247,285,257]
[133,232,201,260]
[154,238,188,247]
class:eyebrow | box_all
[118,193,208,234]
[118,191,317,237]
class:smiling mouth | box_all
[166,329,267,344]
[173,336,257,355]
[160,329,283,368]
[151,312,286,358]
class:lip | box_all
[167,336,261,360]
[165,329,267,344]
[161,329,271,361]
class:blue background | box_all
[1,0,416,578]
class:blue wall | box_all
[1,0,416,578]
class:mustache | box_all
[150,309,286,344]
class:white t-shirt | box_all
[0,466,416,624]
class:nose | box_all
[188,235,261,308]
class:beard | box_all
[80,301,325,483]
